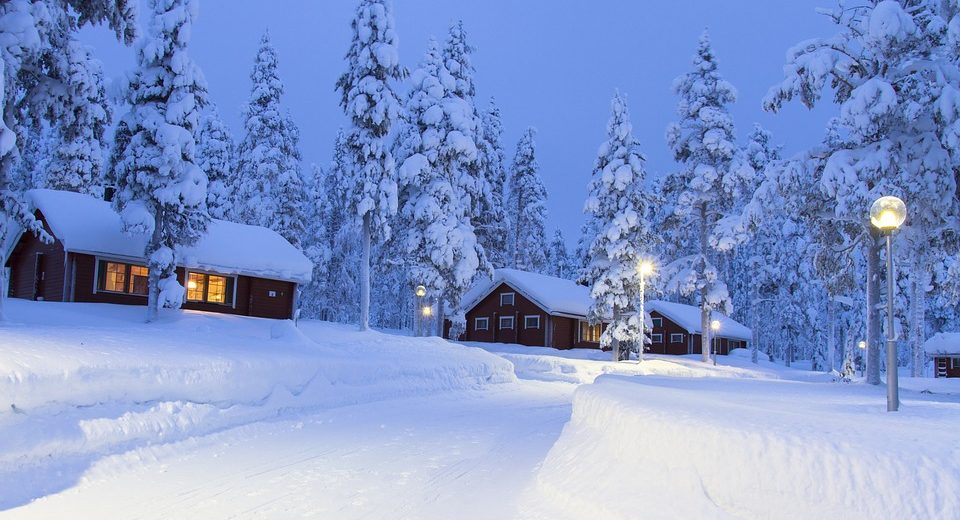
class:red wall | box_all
[462,282,546,346]
[6,212,66,302]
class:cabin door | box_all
[33,253,46,301]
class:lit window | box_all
[500,292,515,306]
[652,333,663,344]
[524,315,540,329]
[98,260,148,296]
[186,272,234,306]
[670,333,684,344]
[578,320,602,343]
[475,317,489,331]
[652,317,663,328]
[499,316,514,329]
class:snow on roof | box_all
[923,332,960,356]
[25,189,312,284]
[646,300,752,341]
[463,268,594,318]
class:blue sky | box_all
[81,1,838,248]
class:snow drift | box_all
[519,375,960,520]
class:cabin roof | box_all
[21,189,312,284]
[646,300,752,341]
[924,332,960,356]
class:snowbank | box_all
[519,375,960,519]
[0,299,514,507]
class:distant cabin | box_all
[925,333,960,378]
[4,189,312,320]
[449,268,751,354]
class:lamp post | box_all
[710,319,721,366]
[636,260,655,363]
[414,285,427,337]
[870,195,907,412]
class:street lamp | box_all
[710,319,721,366]
[858,340,867,377]
[421,304,433,336]
[870,195,907,412]
[414,285,426,336]
[636,260,655,363]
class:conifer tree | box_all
[46,40,111,195]
[235,30,286,226]
[197,105,235,219]
[476,98,510,268]
[546,229,573,280]
[111,0,209,323]
[507,128,548,273]
[582,92,657,361]
[337,0,405,331]
[662,31,748,363]
[398,39,487,339]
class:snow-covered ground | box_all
[2,300,958,518]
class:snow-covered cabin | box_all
[924,333,960,378]
[451,268,751,354]
[4,189,312,320]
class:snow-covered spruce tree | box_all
[663,31,750,363]
[397,39,488,339]
[323,129,361,323]
[0,0,136,320]
[15,122,54,190]
[546,229,573,280]
[234,30,286,227]
[274,110,307,249]
[197,104,235,220]
[582,92,658,362]
[299,163,332,319]
[507,128,548,273]
[337,0,405,331]
[46,39,111,195]
[475,98,510,268]
[111,0,209,323]
[764,1,960,381]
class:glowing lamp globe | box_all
[858,340,866,350]
[421,305,432,317]
[415,285,427,298]
[870,196,907,232]
[637,260,655,277]
[710,319,721,332]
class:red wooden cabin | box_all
[4,190,312,320]
[924,333,960,378]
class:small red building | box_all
[451,269,751,354]
[924,333,960,378]
[4,189,312,320]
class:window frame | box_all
[578,320,602,343]
[185,269,237,307]
[499,292,515,306]
[474,317,489,331]
[94,257,149,297]
[499,316,515,330]
[652,317,663,328]
[524,315,541,329]
[952,357,960,369]
[652,333,663,344]
[670,333,685,344]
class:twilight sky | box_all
[80,1,839,248]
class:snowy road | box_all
[7,381,573,520]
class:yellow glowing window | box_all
[578,320,602,343]
[99,260,148,296]
[186,272,233,305]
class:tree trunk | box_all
[359,214,371,331]
[145,213,164,323]
[750,284,759,364]
[611,306,621,362]
[827,297,836,373]
[866,230,881,385]
[910,260,926,378]
[436,290,445,338]
[699,203,711,363]
[0,265,8,322]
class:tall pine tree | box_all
[476,98,509,268]
[337,0,404,331]
[112,0,209,322]
[507,127,548,273]
[582,92,657,361]
[196,104,235,220]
